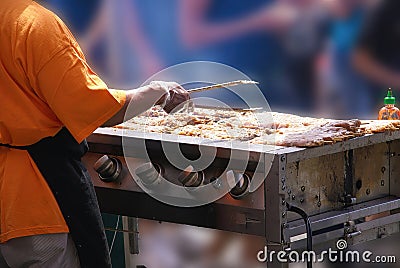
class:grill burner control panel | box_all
[92,154,253,200]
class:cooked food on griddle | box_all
[113,107,400,147]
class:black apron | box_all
[1,128,111,268]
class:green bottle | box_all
[378,89,400,120]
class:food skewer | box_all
[187,80,258,94]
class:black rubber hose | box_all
[286,203,313,268]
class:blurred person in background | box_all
[315,0,374,119]
[353,0,400,111]
[179,0,295,109]
[273,0,330,114]
[0,0,188,267]
[179,0,293,49]
[179,0,332,114]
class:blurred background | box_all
[37,0,400,267]
[38,0,398,120]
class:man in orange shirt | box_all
[0,1,188,267]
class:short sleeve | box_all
[18,6,126,143]
[35,45,126,143]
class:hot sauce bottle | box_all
[378,89,400,120]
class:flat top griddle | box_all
[90,126,400,161]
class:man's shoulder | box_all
[17,2,67,36]
[15,2,76,61]
[9,1,80,77]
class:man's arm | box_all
[102,81,188,127]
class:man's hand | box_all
[102,81,189,127]
[151,81,190,113]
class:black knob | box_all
[135,162,162,185]
[94,155,122,182]
[229,173,250,199]
[178,166,204,188]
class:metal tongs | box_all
[165,80,259,113]
[187,80,259,94]
[185,80,259,112]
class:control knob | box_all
[178,166,204,188]
[135,162,162,185]
[229,173,250,199]
[94,155,122,182]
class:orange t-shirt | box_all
[0,0,126,242]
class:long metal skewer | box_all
[187,80,258,94]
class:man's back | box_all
[0,0,110,146]
[0,0,123,246]
[0,0,71,245]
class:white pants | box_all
[0,233,80,268]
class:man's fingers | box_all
[150,81,190,113]
[169,82,187,93]
[167,82,190,101]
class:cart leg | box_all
[123,217,147,268]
